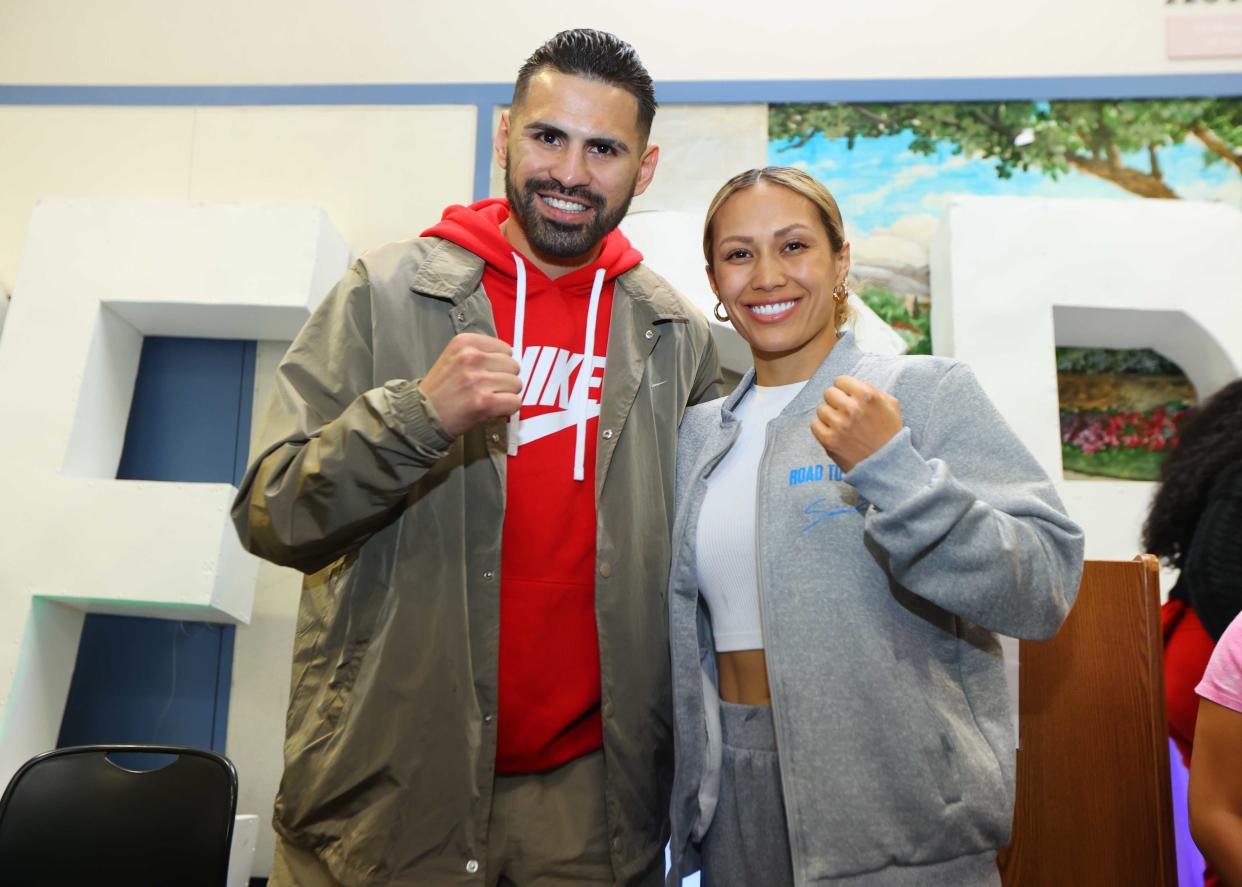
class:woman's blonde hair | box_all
[703,166,853,330]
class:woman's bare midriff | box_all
[717,650,772,705]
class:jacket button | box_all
[489,432,501,444]
[599,562,612,578]
[465,858,479,874]
[602,429,614,440]
[456,310,466,323]
[484,713,494,724]
[644,329,654,339]
[483,570,495,580]
[603,701,615,718]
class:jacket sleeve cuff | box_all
[843,426,934,512]
[384,378,456,453]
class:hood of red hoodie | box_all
[422,198,642,294]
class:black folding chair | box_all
[0,745,238,887]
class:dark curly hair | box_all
[1142,377,1242,568]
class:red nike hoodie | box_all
[424,199,643,773]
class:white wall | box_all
[931,196,1242,563]
[4,1,1237,295]
[3,0,1238,83]
[0,106,477,297]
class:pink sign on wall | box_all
[1167,15,1242,60]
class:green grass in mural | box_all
[1061,444,1166,481]
[857,287,931,355]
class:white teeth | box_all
[542,196,588,213]
[749,300,797,317]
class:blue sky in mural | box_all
[769,131,1242,237]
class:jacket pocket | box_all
[294,554,371,731]
[316,605,374,728]
[286,559,347,735]
[918,696,964,806]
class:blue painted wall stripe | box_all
[1,74,1239,107]
[211,625,236,754]
[233,341,257,488]
[475,103,496,201]
[655,73,1242,102]
[0,82,514,106]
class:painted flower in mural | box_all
[1054,348,1196,482]
[1058,400,1197,479]
[1060,406,1188,455]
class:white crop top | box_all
[695,380,805,651]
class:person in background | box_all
[1144,378,1242,887]
[233,29,720,886]
[664,167,1084,886]
[1190,609,1242,885]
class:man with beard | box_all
[232,28,720,887]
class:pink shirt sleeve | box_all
[1197,611,1242,714]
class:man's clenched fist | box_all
[420,334,522,438]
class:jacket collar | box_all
[407,239,486,303]
[720,331,866,421]
[614,265,691,325]
[410,236,684,321]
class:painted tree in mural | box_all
[770,99,1242,199]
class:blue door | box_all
[58,337,257,752]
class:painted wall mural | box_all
[1056,347,1196,481]
[769,98,1241,477]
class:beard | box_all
[505,166,636,259]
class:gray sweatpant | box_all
[697,704,1003,887]
[700,701,794,887]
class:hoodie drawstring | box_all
[508,252,527,457]
[506,253,603,483]
[574,268,605,482]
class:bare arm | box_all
[1189,698,1242,884]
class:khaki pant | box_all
[270,751,614,886]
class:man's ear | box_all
[494,109,511,170]
[632,144,660,198]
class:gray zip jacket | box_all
[667,332,1084,885]
[233,235,720,886]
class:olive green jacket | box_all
[232,235,721,886]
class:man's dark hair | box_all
[513,29,657,137]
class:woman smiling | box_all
[665,167,1085,886]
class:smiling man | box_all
[232,29,720,887]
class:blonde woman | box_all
[665,167,1085,886]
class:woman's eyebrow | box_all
[719,224,814,246]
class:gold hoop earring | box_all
[713,301,730,322]
[832,283,848,304]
